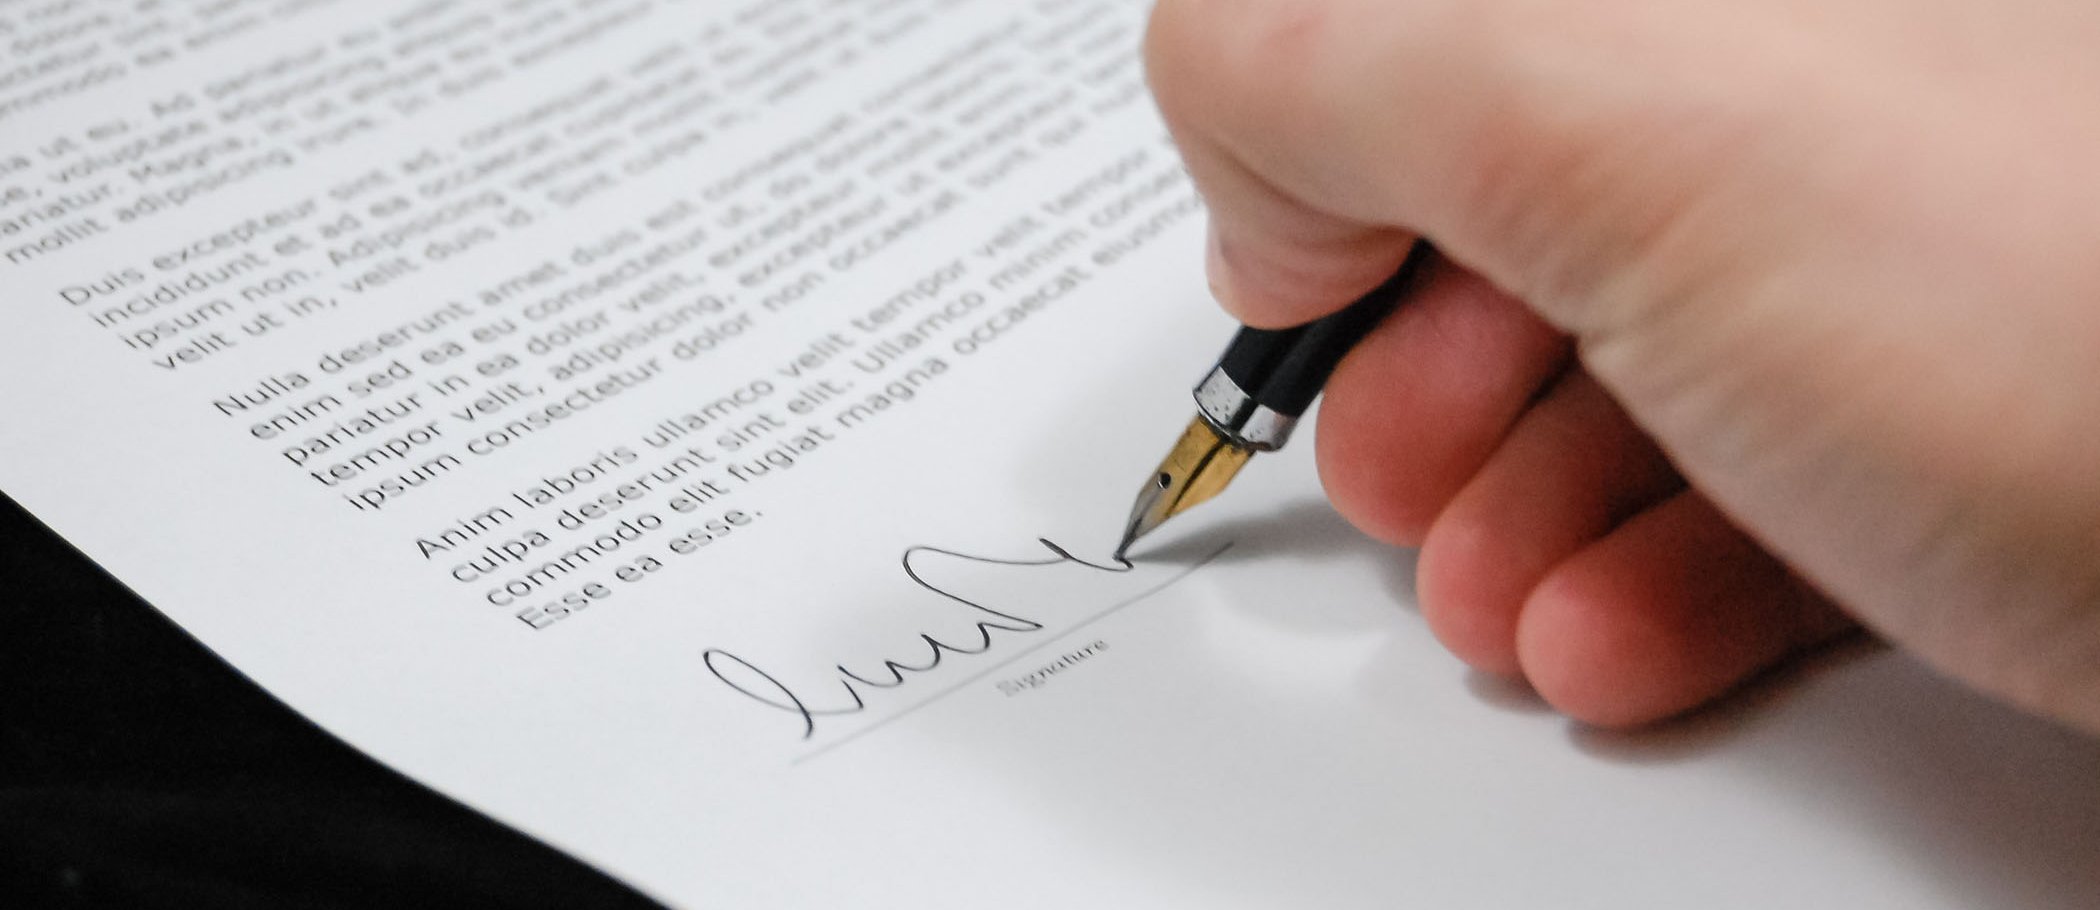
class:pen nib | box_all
[1114,417,1253,561]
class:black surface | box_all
[0,492,666,910]
[1215,243,1434,416]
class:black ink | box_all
[702,540,1134,739]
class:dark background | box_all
[0,492,665,909]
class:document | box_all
[4,2,2097,907]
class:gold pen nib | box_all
[1114,416,1253,561]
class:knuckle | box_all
[1140,0,1207,122]
[1146,0,1334,136]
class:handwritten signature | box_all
[701,540,1131,739]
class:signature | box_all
[701,539,1133,739]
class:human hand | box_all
[1145,0,2100,733]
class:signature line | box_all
[793,541,1234,765]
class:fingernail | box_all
[1205,223,1239,309]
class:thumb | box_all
[1143,0,1808,337]
[1143,0,1651,330]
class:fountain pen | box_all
[1114,243,1434,560]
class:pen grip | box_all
[1215,244,1432,417]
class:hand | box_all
[1145,0,2100,733]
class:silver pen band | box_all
[1193,366,1297,451]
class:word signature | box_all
[701,540,1131,739]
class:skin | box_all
[1143,0,2100,733]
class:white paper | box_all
[3,2,2097,907]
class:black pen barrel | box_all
[1213,244,1434,418]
